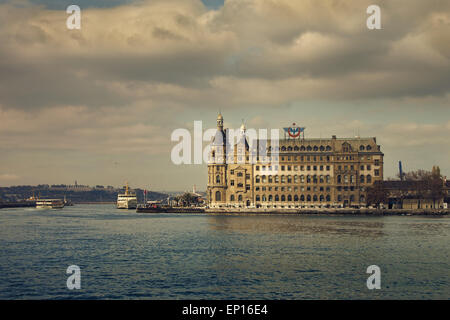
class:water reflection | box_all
[208,215,385,237]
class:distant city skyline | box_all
[0,0,449,191]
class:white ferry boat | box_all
[36,199,65,209]
[117,182,137,209]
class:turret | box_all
[217,113,224,131]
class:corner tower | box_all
[207,113,227,207]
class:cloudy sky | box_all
[0,0,449,191]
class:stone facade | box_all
[207,114,384,208]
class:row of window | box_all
[257,165,332,172]
[253,174,374,184]
[216,192,366,202]
[255,162,379,172]
[255,175,332,184]
[267,145,373,152]
[255,186,365,192]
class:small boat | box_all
[36,199,65,209]
[117,182,137,209]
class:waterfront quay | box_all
[205,208,449,215]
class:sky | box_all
[0,0,449,191]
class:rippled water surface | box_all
[0,205,448,299]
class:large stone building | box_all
[207,114,384,208]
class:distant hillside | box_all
[0,185,168,203]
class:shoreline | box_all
[204,208,450,216]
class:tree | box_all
[429,166,444,209]
[176,192,200,207]
[400,166,444,209]
[366,181,388,209]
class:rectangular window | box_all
[367,165,371,170]
[375,169,380,176]
[231,180,234,186]
[375,159,380,166]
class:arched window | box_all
[350,175,355,183]
[320,146,325,151]
[326,175,331,184]
[294,175,298,183]
[294,195,299,201]
[294,146,299,151]
[313,146,318,151]
[287,195,292,201]
[215,191,221,201]
[320,175,324,183]
[320,195,324,202]
[287,175,292,183]
[268,175,273,183]
[313,175,318,183]
[281,175,286,183]
[262,195,266,202]
[275,175,279,183]
[313,195,318,202]
[275,195,280,201]
[360,175,365,183]
[300,195,305,201]
[360,145,365,151]
[230,195,235,201]
[366,175,372,183]
[366,145,372,151]
[360,195,365,203]
[281,146,286,151]
[238,195,243,201]
[256,175,260,183]
[269,195,273,202]
[256,195,260,201]
[262,175,266,183]
[307,175,311,183]
[281,195,286,201]
[288,146,292,151]
[307,146,312,151]
[300,146,306,151]
[300,175,305,183]
[216,175,220,183]
[326,146,332,151]
[344,175,349,183]
[307,195,311,202]
[326,195,331,202]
